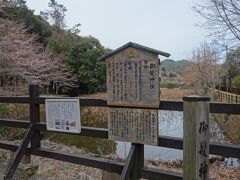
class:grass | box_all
[160,87,202,100]
[0,104,9,118]
[80,87,202,101]
[81,107,107,128]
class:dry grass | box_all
[80,92,107,99]
[80,88,202,101]
[81,106,107,128]
[160,88,202,100]
[146,159,240,180]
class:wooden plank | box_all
[32,148,124,173]
[29,85,41,149]
[10,151,30,164]
[102,170,120,180]
[131,143,144,180]
[106,47,160,145]
[183,96,210,180]
[0,139,239,180]
[4,125,34,179]
[2,133,240,159]
[0,97,29,103]
[119,144,136,180]
[0,120,240,158]
[108,108,158,145]
[106,48,160,108]
[0,119,30,128]
[13,95,240,114]
[210,102,240,114]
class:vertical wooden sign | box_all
[108,108,158,145]
[183,96,210,180]
[106,49,160,108]
[101,42,170,146]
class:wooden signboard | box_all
[45,99,81,133]
[108,108,158,145]
[102,42,170,146]
[106,48,160,108]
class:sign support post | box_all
[183,96,210,180]
[100,42,170,180]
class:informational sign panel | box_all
[104,44,163,146]
[106,48,159,108]
[45,99,81,133]
[108,108,158,145]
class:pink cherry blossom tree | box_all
[0,4,77,95]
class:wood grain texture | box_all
[106,47,160,146]
[108,108,158,145]
[106,47,159,108]
[183,99,210,180]
[102,170,120,180]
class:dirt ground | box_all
[0,140,239,180]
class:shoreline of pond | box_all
[0,139,239,180]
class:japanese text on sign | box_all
[108,108,158,145]
[45,99,81,133]
[107,58,159,108]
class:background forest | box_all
[0,0,108,96]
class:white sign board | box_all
[45,99,81,133]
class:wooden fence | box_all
[215,86,240,95]
[211,88,240,103]
[0,85,240,179]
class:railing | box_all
[211,88,240,103]
[0,85,240,179]
[215,85,240,95]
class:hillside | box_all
[161,59,191,74]
[0,1,108,96]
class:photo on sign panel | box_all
[45,99,81,134]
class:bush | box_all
[160,83,178,89]
[235,75,240,88]
[0,104,8,118]
[0,105,10,138]
[169,72,177,78]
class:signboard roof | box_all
[99,42,171,60]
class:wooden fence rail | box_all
[0,85,240,179]
[210,88,240,103]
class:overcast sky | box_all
[26,0,207,60]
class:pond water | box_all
[41,110,239,167]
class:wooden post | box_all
[10,151,30,164]
[102,170,120,180]
[29,85,41,150]
[102,144,144,180]
[131,143,144,180]
[183,96,210,180]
